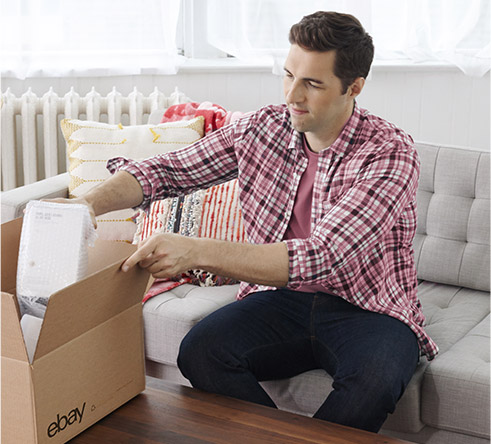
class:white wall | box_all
[358,67,490,151]
[2,64,490,151]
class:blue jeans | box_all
[177,289,419,433]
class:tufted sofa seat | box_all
[142,142,490,444]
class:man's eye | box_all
[309,82,321,89]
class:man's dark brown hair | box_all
[289,11,374,93]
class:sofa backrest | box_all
[414,142,490,292]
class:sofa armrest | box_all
[1,173,70,223]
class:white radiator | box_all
[1,87,188,191]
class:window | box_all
[2,0,489,78]
[205,0,490,76]
[0,0,183,79]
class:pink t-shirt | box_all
[282,136,326,293]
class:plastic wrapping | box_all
[16,201,97,318]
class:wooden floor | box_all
[70,377,414,444]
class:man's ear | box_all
[347,77,365,99]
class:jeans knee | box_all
[177,327,206,380]
[364,363,414,413]
[337,357,411,404]
[177,323,230,380]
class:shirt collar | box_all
[329,102,364,157]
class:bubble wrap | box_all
[16,201,97,318]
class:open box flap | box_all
[86,239,138,276]
[1,292,29,362]
[1,350,37,443]
[1,217,22,293]
[2,218,29,362]
[31,302,145,443]
[33,241,150,361]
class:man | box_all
[61,12,438,433]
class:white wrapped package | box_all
[16,201,97,318]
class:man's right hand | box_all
[39,170,144,230]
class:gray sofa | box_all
[2,141,489,444]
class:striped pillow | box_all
[134,179,246,286]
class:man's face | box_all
[283,44,358,151]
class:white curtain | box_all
[372,0,490,76]
[0,0,184,79]
[206,0,371,74]
[206,0,490,77]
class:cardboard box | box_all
[1,217,150,443]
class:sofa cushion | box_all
[142,284,239,366]
[414,143,490,292]
[418,281,490,354]
[422,315,490,439]
[260,369,329,417]
[417,282,490,439]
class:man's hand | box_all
[122,233,196,278]
[122,233,290,288]
[41,171,143,227]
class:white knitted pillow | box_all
[61,117,205,242]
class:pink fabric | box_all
[142,276,192,303]
[224,110,247,126]
[282,136,325,293]
[161,102,228,135]
[282,136,318,241]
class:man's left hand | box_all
[122,233,196,278]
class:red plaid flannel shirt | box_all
[108,103,438,360]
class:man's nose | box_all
[285,80,305,104]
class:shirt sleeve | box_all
[106,114,257,212]
[283,140,420,290]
